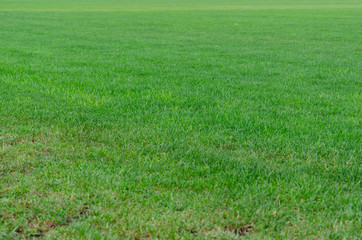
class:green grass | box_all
[0,0,361,239]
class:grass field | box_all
[0,0,361,239]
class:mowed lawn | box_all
[0,0,361,239]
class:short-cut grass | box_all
[0,0,361,239]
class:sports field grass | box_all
[0,0,361,239]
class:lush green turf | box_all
[0,0,361,239]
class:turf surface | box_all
[0,0,361,239]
